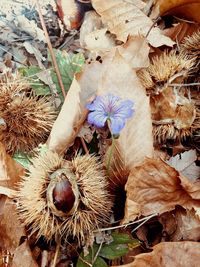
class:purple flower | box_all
[86,93,134,135]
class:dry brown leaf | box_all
[96,51,153,186]
[11,241,38,267]
[47,62,102,154]
[151,0,200,23]
[150,86,196,129]
[0,198,25,254]
[0,143,24,189]
[164,22,200,44]
[113,241,200,267]
[160,208,200,242]
[92,0,174,47]
[78,122,95,143]
[124,158,200,222]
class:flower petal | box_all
[110,117,126,135]
[87,111,107,128]
[113,100,134,119]
[86,96,106,111]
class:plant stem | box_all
[106,135,115,176]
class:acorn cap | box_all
[0,75,56,154]
[17,151,112,245]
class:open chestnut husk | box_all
[16,150,112,245]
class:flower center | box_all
[105,104,114,117]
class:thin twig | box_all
[35,0,89,154]
[169,82,200,87]
[80,137,89,154]
[94,213,157,232]
[131,214,155,232]
[41,250,48,267]
[51,237,60,267]
[34,0,66,98]
[146,17,161,39]
[93,242,103,264]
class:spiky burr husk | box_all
[0,75,56,154]
[181,31,200,87]
[181,31,200,61]
[138,51,194,94]
[16,151,112,245]
[137,51,196,146]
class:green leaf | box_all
[13,151,32,169]
[111,232,140,245]
[49,50,85,99]
[99,243,129,260]
[99,233,140,260]
[19,66,51,96]
[76,245,108,267]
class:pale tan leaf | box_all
[92,0,174,47]
[11,241,38,267]
[80,11,103,49]
[113,242,200,267]
[97,51,153,186]
[117,36,150,69]
[84,28,115,53]
[167,150,200,181]
[124,158,200,222]
[0,186,16,198]
[47,62,102,154]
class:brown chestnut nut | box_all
[17,151,112,245]
[56,0,84,30]
[56,0,92,30]
[53,178,75,213]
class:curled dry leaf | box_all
[151,0,200,23]
[92,0,174,47]
[0,198,25,254]
[112,242,200,267]
[11,241,38,267]
[80,11,115,56]
[83,28,115,54]
[0,142,24,190]
[80,11,103,49]
[160,208,200,242]
[124,158,200,223]
[47,62,102,154]
[97,51,153,186]
[164,22,200,44]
